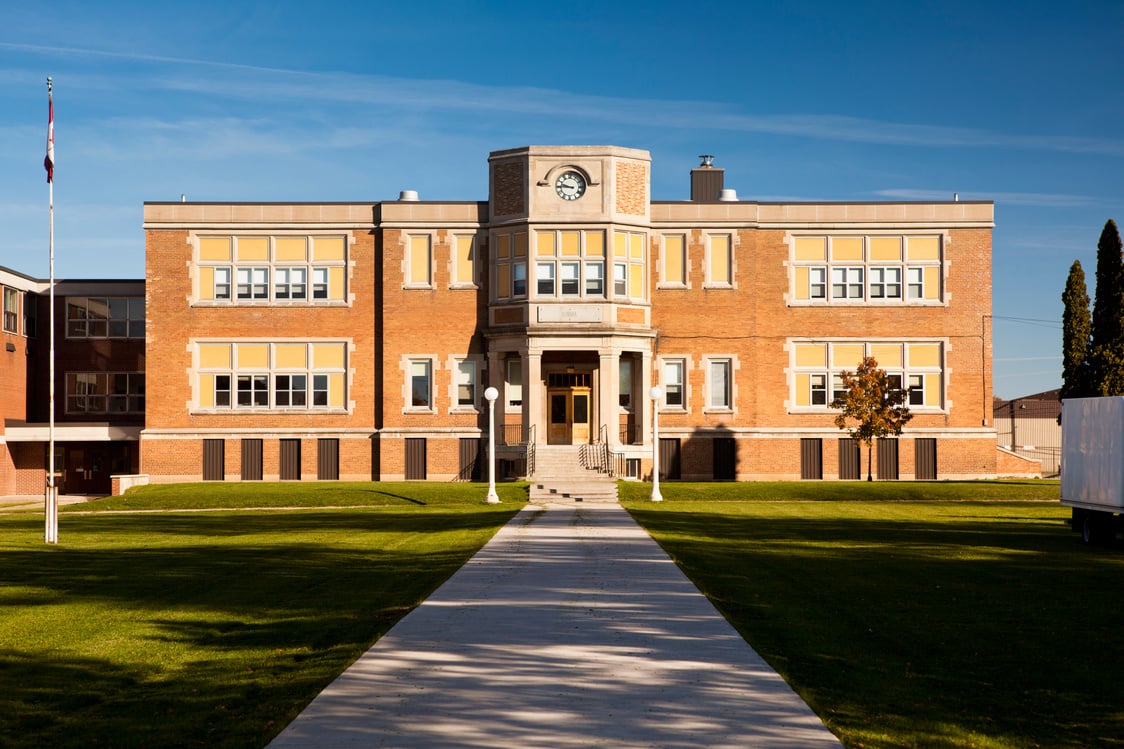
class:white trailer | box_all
[1061,396,1124,544]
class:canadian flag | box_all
[44,94,54,183]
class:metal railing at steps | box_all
[526,424,536,478]
[578,424,624,478]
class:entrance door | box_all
[547,386,592,445]
[64,445,110,495]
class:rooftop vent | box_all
[717,188,738,202]
[398,190,419,201]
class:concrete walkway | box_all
[268,502,843,749]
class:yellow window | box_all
[794,267,810,300]
[794,373,811,407]
[495,234,510,260]
[312,236,346,262]
[924,375,941,407]
[328,374,345,408]
[869,344,903,368]
[908,343,942,368]
[455,236,475,284]
[198,266,215,301]
[614,232,628,258]
[236,237,269,262]
[663,235,685,284]
[198,374,215,408]
[198,343,231,370]
[199,237,231,262]
[513,232,527,258]
[537,231,555,257]
[907,236,941,261]
[869,237,902,262]
[793,236,826,261]
[630,233,644,260]
[237,344,269,369]
[629,262,644,299]
[561,231,580,257]
[275,344,307,369]
[708,235,730,284]
[497,264,511,298]
[328,267,346,300]
[409,236,430,284]
[795,343,827,368]
[923,266,940,299]
[831,237,863,261]
[585,230,604,256]
[832,343,865,369]
[275,237,307,262]
[312,342,345,370]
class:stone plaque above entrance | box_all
[537,305,603,323]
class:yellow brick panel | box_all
[664,235,684,284]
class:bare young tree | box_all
[830,356,913,481]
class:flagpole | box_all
[45,76,58,544]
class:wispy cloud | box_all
[874,189,1107,208]
[5,41,1124,158]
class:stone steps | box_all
[531,445,618,503]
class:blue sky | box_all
[1,0,1121,399]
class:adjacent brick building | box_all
[137,145,1008,484]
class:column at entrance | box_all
[599,351,619,448]
[524,352,542,445]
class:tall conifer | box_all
[1088,219,1124,395]
[1061,260,1091,399]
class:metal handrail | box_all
[526,423,536,478]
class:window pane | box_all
[585,262,604,296]
[561,262,580,295]
[411,361,431,407]
[710,361,730,408]
[537,262,555,295]
[457,361,475,406]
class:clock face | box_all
[554,170,587,201]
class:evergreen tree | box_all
[830,357,913,481]
[1061,259,1091,399]
[1089,219,1124,395]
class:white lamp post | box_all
[649,386,663,502]
[484,386,500,504]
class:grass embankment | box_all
[0,482,524,748]
[624,480,1124,749]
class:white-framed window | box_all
[662,359,686,409]
[869,267,902,299]
[660,234,687,287]
[791,234,942,305]
[706,358,733,410]
[66,372,145,414]
[790,340,944,411]
[613,263,628,297]
[66,297,144,339]
[612,230,646,300]
[585,262,604,296]
[274,267,307,300]
[409,359,432,410]
[22,291,36,337]
[3,287,19,333]
[196,235,348,305]
[536,262,556,295]
[831,267,864,299]
[619,358,633,410]
[529,229,607,300]
[705,234,732,287]
[506,358,523,410]
[493,231,530,301]
[195,341,347,411]
[452,235,477,287]
[407,235,432,287]
[456,360,477,407]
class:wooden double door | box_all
[547,386,591,445]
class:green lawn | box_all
[0,482,524,748]
[623,485,1123,749]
